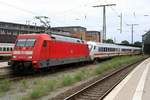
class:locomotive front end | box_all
[9,35,38,72]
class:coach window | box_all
[108,48,110,52]
[105,48,107,52]
[104,48,106,52]
[101,48,103,51]
[3,47,6,51]
[106,48,108,52]
[43,40,47,47]
[110,48,112,51]
[94,46,96,50]
[100,47,103,51]
[98,47,100,51]
[112,48,114,51]
[7,48,9,51]
[98,47,101,51]
[0,47,2,51]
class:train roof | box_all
[87,41,141,49]
[17,33,85,44]
[0,43,15,47]
[51,34,84,43]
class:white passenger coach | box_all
[87,41,141,60]
[0,43,14,56]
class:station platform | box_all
[104,57,150,100]
[0,62,9,68]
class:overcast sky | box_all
[0,0,150,43]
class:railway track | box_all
[63,59,144,100]
[0,57,147,83]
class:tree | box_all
[105,39,114,44]
[134,41,142,47]
[121,40,129,45]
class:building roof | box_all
[86,31,101,35]
[0,21,42,28]
[87,31,100,33]
[52,26,86,29]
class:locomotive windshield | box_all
[16,38,36,47]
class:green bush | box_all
[74,71,83,81]
[30,79,57,99]
[62,75,74,86]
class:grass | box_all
[20,80,28,91]
[0,80,11,96]
[95,55,144,75]
[61,75,74,86]
[74,70,84,81]
[17,55,147,99]
[30,79,57,99]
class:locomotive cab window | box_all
[16,38,36,47]
[25,39,36,46]
[16,39,26,46]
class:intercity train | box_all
[9,33,141,72]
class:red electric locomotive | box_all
[9,33,90,72]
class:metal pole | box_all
[131,24,133,44]
[120,13,122,33]
[93,4,116,43]
[103,6,106,41]
[127,24,138,44]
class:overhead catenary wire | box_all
[0,0,120,33]
[0,1,38,15]
[104,0,130,33]
[0,0,101,27]
[0,0,100,17]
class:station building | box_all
[142,31,150,54]
[0,21,101,43]
[0,21,45,43]
[86,31,101,42]
[53,26,87,40]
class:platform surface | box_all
[0,62,9,68]
[104,57,150,100]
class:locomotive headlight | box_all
[28,56,32,59]
[13,56,16,58]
